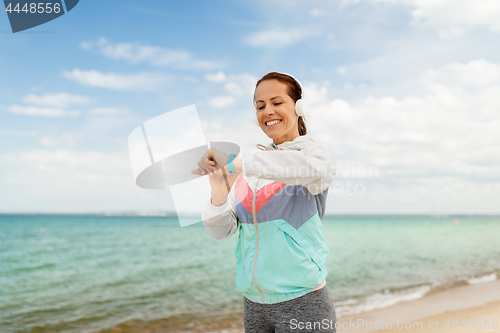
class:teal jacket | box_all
[202,135,336,304]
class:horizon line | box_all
[0,212,498,218]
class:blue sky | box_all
[1,0,499,215]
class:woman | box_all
[192,72,337,332]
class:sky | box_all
[0,0,499,215]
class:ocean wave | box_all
[334,284,431,317]
[467,272,497,284]
[334,269,500,318]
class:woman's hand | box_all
[207,165,239,197]
[192,148,238,205]
[191,147,229,176]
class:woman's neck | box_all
[273,134,300,146]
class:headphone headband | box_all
[277,72,304,100]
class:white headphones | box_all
[253,72,309,126]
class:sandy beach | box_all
[337,279,500,333]
[374,300,500,333]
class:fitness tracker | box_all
[228,154,236,174]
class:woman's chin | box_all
[264,131,280,140]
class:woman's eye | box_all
[257,106,265,110]
[274,102,282,106]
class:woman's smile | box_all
[265,119,282,128]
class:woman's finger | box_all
[197,149,215,174]
[197,161,207,175]
[202,158,215,173]
[202,157,212,168]
[204,150,214,171]
[204,161,213,174]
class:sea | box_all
[1,214,499,333]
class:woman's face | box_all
[254,79,300,145]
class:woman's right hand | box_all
[191,149,238,204]
[191,147,231,175]
[207,165,238,194]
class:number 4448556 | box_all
[5,2,61,14]
[444,319,498,330]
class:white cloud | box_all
[250,0,500,39]
[5,92,129,118]
[338,67,349,75]
[205,72,257,93]
[0,130,38,137]
[184,76,199,83]
[63,69,166,90]
[244,28,314,48]
[205,71,226,83]
[302,82,329,104]
[410,0,500,36]
[0,149,171,212]
[309,9,324,16]
[88,107,128,115]
[23,93,91,108]
[0,150,127,182]
[346,0,500,36]
[81,37,219,70]
[204,72,258,108]
[422,58,500,87]
[304,59,500,183]
[40,133,79,147]
[8,105,80,117]
[209,96,236,108]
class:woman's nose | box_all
[265,106,275,115]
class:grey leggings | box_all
[243,285,337,333]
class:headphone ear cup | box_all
[295,99,307,117]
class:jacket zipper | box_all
[252,178,266,303]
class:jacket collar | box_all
[265,134,315,151]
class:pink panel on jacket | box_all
[234,176,286,213]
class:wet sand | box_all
[96,311,244,333]
[338,279,500,333]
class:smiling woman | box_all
[193,72,337,333]
[254,72,307,144]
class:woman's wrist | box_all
[232,157,243,174]
[211,164,230,206]
[208,154,242,206]
[211,189,228,206]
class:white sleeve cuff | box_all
[206,198,229,213]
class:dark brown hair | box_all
[255,72,307,136]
